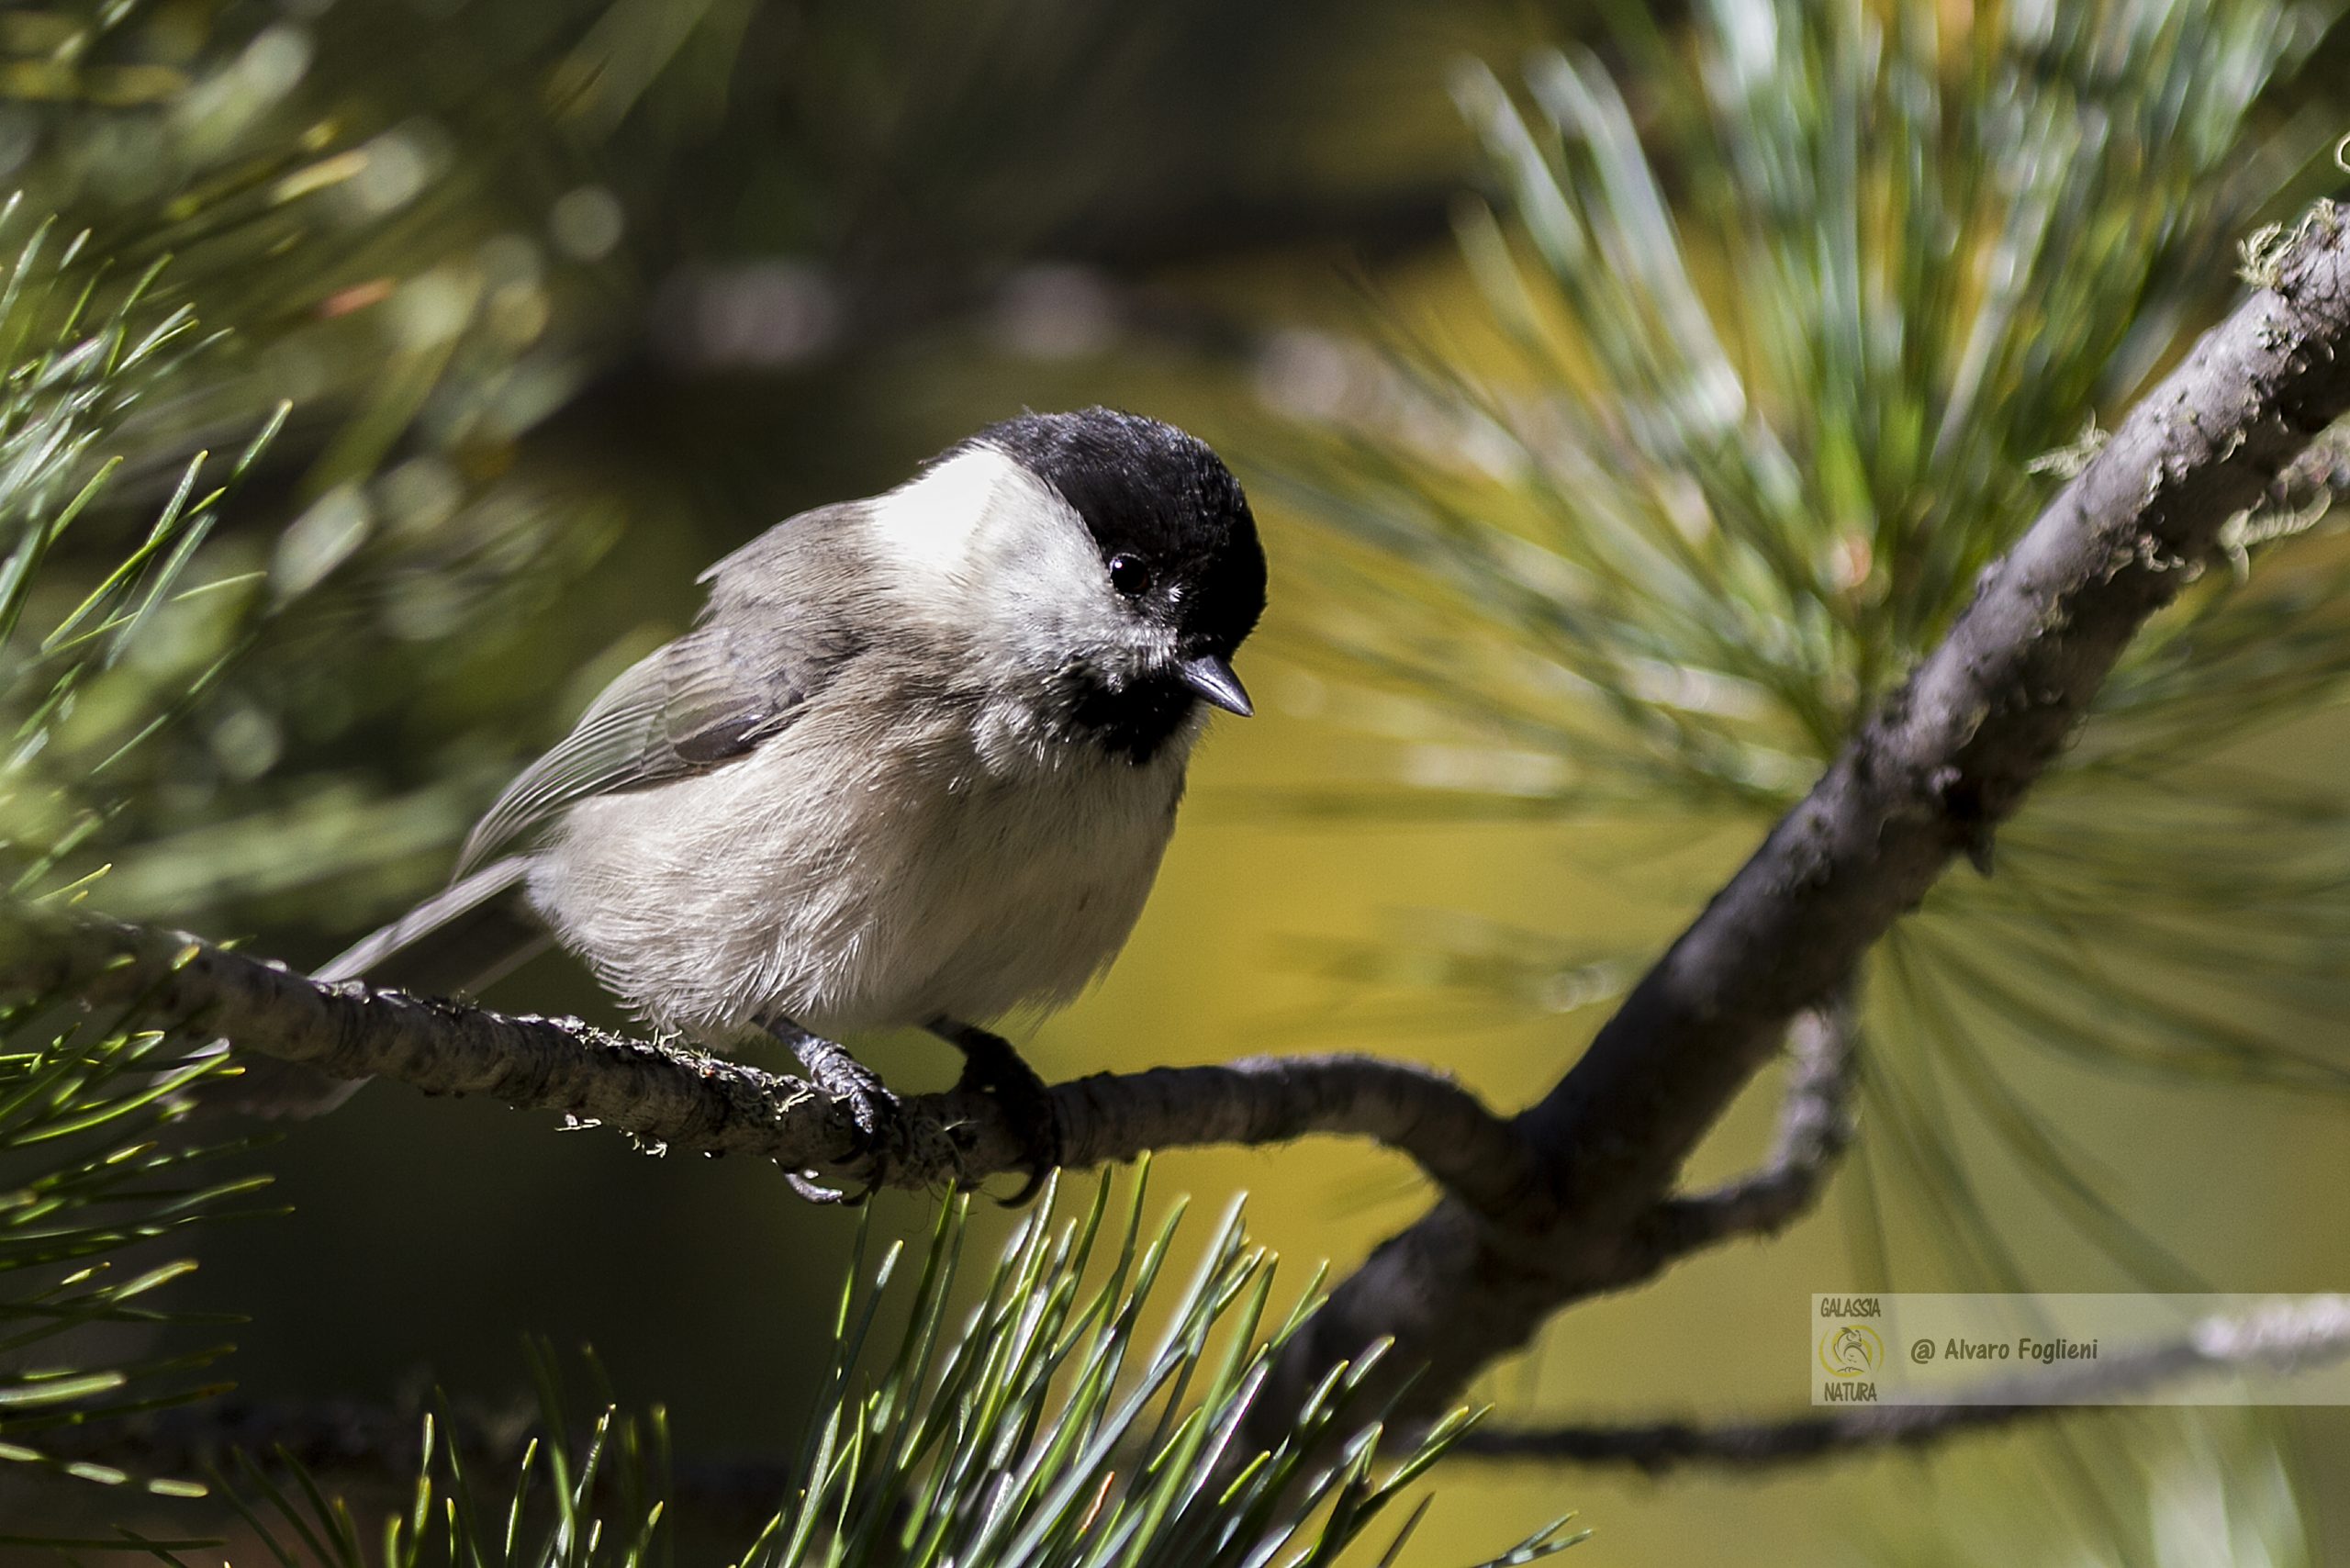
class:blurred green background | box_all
[8,0,2350,1561]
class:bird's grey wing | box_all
[454,513,867,877]
[451,624,826,875]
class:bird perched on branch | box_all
[226,408,1266,1202]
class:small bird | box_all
[229,408,1266,1201]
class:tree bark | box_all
[0,914,1535,1207]
[1252,207,2350,1438]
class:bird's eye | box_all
[1107,554,1153,598]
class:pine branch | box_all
[0,913,1535,1208]
[1250,205,2350,1439]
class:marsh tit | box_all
[227,408,1266,1201]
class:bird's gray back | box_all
[456,502,876,875]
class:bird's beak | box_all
[1177,654,1253,717]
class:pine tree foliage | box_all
[1273,0,2350,1292]
[1,0,689,939]
[198,1176,1580,1568]
[0,201,289,1543]
[0,1025,262,1548]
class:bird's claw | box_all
[771,1025,902,1204]
[942,1024,1062,1207]
[786,1169,863,1205]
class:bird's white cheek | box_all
[867,443,1129,666]
[866,446,1009,586]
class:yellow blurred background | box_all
[7,0,2350,1561]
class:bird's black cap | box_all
[976,408,1266,659]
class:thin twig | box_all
[1464,1296,2350,1473]
[1642,998,1861,1255]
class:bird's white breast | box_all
[526,677,1198,1041]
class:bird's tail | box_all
[207,855,546,1117]
[311,855,542,986]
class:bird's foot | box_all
[768,1022,901,1204]
[931,1020,1062,1206]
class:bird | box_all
[221,407,1267,1203]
